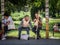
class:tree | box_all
[45,0,49,39]
[30,0,45,20]
[4,0,31,12]
[49,0,60,18]
[1,0,4,15]
[56,0,60,17]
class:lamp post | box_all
[45,0,49,39]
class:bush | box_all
[31,7,39,20]
[42,19,60,31]
[49,19,60,31]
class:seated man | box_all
[2,12,15,40]
[18,15,32,40]
[32,13,42,39]
[53,23,59,32]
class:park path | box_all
[0,38,60,45]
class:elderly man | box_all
[18,15,32,40]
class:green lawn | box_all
[7,30,60,39]
[0,12,60,39]
[6,18,60,39]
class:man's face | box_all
[4,16,8,19]
[35,13,39,18]
[25,16,29,21]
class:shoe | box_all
[2,37,6,40]
[2,34,6,40]
[37,36,41,40]
[37,37,40,39]
[28,37,29,40]
[5,34,7,37]
[18,37,20,40]
[39,36,41,38]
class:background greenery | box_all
[0,0,60,18]
[0,0,60,39]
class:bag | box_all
[21,34,28,40]
[8,24,15,30]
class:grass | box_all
[7,30,60,39]
[7,30,46,38]
[6,18,60,39]
[0,12,60,39]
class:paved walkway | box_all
[0,39,60,45]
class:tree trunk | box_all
[1,0,4,15]
[45,0,49,39]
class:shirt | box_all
[20,18,32,28]
[53,25,58,30]
[34,17,42,28]
[2,16,14,25]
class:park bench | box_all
[9,28,18,30]
[53,23,60,36]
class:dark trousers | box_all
[4,26,8,34]
[32,26,41,39]
[18,27,30,39]
[0,22,2,30]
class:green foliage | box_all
[11,11,31,21]
[5,1,16,13]
[31,7,39,20]
[0,0,60,18]
[5,0,30,12]
[49,19,60,31]
[57,0,60,10]
[7,19,60,38]
[33,0,41,7]
[49,0,60,18]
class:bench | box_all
[9,28,18,30]
[53,23,60,36]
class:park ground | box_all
[0,0,60,45]
[0,11,60,39]
[0,39,60,45]
[6,12,60,39]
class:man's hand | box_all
[6,21,10,25]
